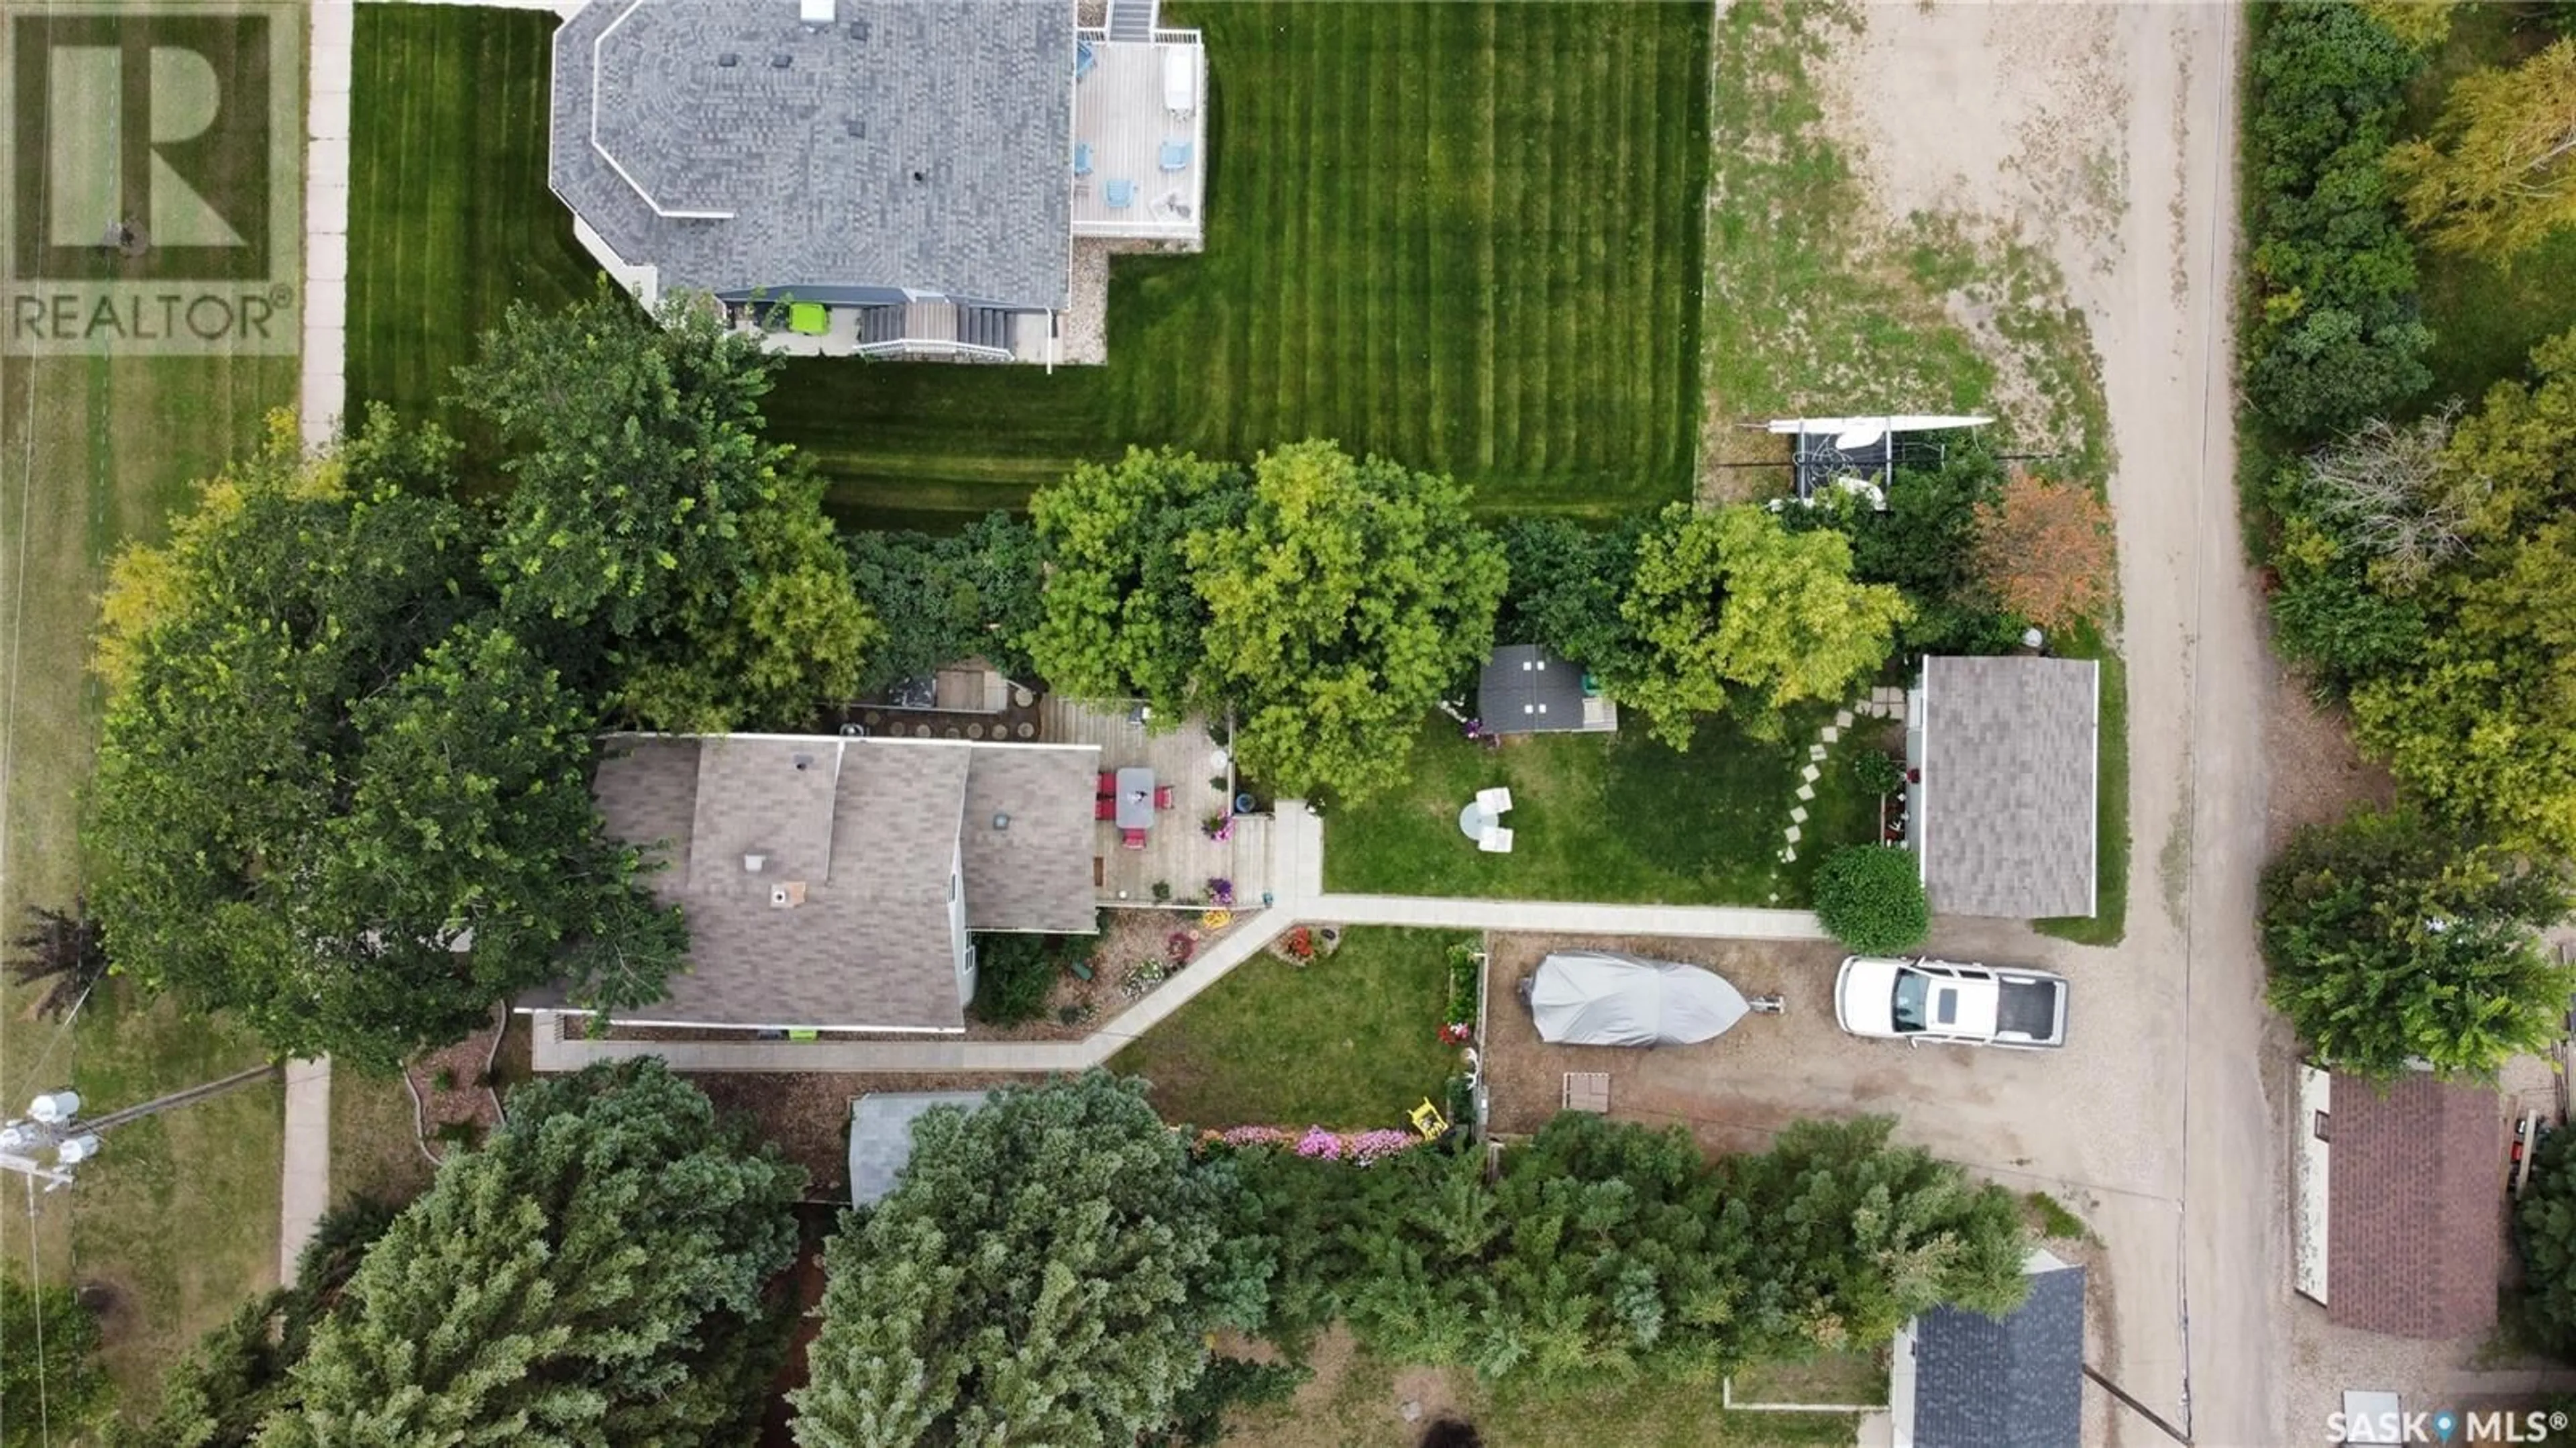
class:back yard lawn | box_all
[345,2,1711,524]
[1110,927,1466,1131]
[1324,712,1884,906]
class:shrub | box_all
[971,931,1086,1027]
[1813,845,1932,954]
[1972,471,2116,633]
[1854,750,1905,796]
[2241,2,2432,438]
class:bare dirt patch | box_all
[691,1070,1027,1203]
[2261,668,2397,854]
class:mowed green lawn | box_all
[345,3,1711,521]
[1110,928,1466,1131]
[1,350,294,1400]
[1324,712,1883,907]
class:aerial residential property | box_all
[547,0,1206,360]
[18,0,2576,1443]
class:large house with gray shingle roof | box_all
[1905,655,2100,920]
[565,733,1099,1033]
[549,0,1208,361]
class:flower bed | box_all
[1198,1125,1424,1165]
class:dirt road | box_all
[1822,5,2278,1443]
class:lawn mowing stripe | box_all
[1239,19,1281,451]
[1527,3,1564,477]
[1366,0,1402,459]
[1483,3,1504,471]
[1489,5,1527,476]
[1580,9,1622,482]
[1290,10,1324,451]
[1612,7,1651,482]
[1340,4,1375,452]
[1670,13,1712,482]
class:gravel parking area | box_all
[1483,927,2171,1444]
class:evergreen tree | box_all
[264,1061,802,1447]
[793,1074,1267,1448]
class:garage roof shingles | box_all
[1910,1261,2086,1448]
[2326,1070,2504,1339]
[1920,655,2099,919]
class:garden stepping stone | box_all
[1784,824,1801,843]
[1790,805,1807,823]
[1820,725,1840,743]
[1800,763,1821,782]
[1835,709,1854,729]
[1779,845,1797,862]
[1796,783,1815,801]
[1808,743,1827,760]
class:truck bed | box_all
[1995,976,2065,1043]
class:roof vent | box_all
[771,882,808,909]
[846,119,865,139]
[991,812,1010,831]
[849,19,871,42]
[744,852,767,873]
[771,52,794,68]
[793,753,815,771]
[716,52,740,67]
[912,169,928,183]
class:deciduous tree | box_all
[1,1276,109,1448]
[1189,442,1505,801]
[793,1074,1267,1448]
[845,512,1045,693]
[268,1061,802,1447]
[1970,470,2116,633]
[1618,504,1909,749]
[86,423,682,1070]
[2259,807,2573,1078]
[455,287,873,731]
[2389,38,2576,263]
[1495,516,1649,685]
[1022,447,1240,710]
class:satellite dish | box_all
[1833,425,1885,450]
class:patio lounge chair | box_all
[1159,139,1192,172]
[1121,827,1148,850]
[1478,826,1514,854]
[1154,784,1175,811]
[1476,786,1513,815]
[1073,142,1093,177]
[1104,178,1135,209]
[1095,798,1118,821]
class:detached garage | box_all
[1907,655,2100,921]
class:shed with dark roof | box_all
[1477,644,1616,735]
[1896,1252,2086,1448]
[1908,655,2099,920]
[2316,1070,2504,1339]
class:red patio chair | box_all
[1153,784,1175,811]
[1097,771,1118,797]
[1095,798,1118,820]
[1121,828,1148,849]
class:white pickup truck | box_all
[1833,956,2069,1049]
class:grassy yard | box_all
[345,3,1711,523]
[329,1068,435,1212]
[2035,624,2131,945]
[2,345,296,1402]
[1110,927,1465,1131]
[1323,711,1884,906]
[345,6,604,466]
[1700,1,2109,482]
[1222,1335,1860,1448]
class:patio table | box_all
[1116,767,1157,830]
[1457,802,1491,840]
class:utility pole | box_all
[0,1063,281,1190]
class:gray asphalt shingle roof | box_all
[590,733,1098,1030]
[550,0,1073,308]
[1919,655,2100,919]
[1910,1261,2086,1448]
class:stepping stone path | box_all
[1776,690,1909,865]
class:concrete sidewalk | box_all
[278,1057,331,1282]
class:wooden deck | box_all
[1070,33,1206,242]
[1038,696,1268,907]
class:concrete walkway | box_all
[280,3,354,1286]
[278,1057,331,1282]
[529,796,1827,1076]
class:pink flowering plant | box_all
[1197,1124,1426,1166]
